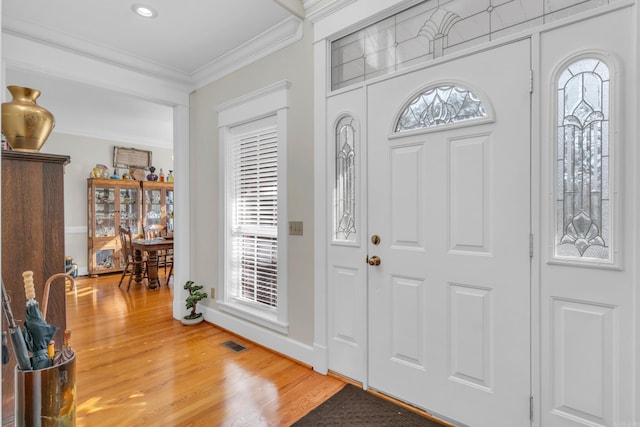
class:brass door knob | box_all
[367,255,381,266]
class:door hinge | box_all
[530,395,534,421]
[529,233,534,258]
[529,69,534,93]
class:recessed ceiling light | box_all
[132,4,158,18]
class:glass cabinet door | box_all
[166,189,174,232]
[88,180,144,275]
[95,247,116,271]
[145,189,163,227]
[120,187,140,235]
[94,187,115,237]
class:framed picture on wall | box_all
[113,146,152,169]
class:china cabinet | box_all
[141,181,174,233]
[87,178,141,275]
[2,151,70,425]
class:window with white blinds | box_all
[231,126,279,308]
[218,81,289,333]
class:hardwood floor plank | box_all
[67,274,344,426]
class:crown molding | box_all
[306,0,357,23]
[2,14,303,92]
[191,16,303,90]
[2,32,190,107]
[275,0,306,19]
[2,17,194,88]
[303,0,323,8]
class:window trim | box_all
[218,81,290,333]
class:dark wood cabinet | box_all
[1,151,70,425]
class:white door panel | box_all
[367,39,532,427]
[326,87,368,382]
[539,8,636,427]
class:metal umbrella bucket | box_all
[11,273,77,427]
[15,353,76,427]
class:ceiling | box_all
[1,0,312,149]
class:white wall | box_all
[190,19,315,349]
[40,132,173,275]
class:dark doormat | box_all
[291,384,447,426]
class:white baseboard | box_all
[201,305,316,368]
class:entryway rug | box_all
[291,384,447,426]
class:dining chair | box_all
[118,226,147,291]
[144,224,166,239]
[166,262,174,286]
[144,224,172,275]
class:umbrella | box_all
[1,279,32,370]
[22,271,58,370]
[23,303,58,369]
[2,331,8,364]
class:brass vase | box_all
[1,85,55,152]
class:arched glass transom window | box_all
[555,58,611,261]
[395,85,487,132]
[335,115,357,241]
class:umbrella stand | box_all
[15,353,76,426]
[14,272,77,426]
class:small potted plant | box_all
[181,280,208,325]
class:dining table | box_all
[131,237,174,289]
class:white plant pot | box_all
[181,315,204,326]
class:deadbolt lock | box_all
[371,234,381,245]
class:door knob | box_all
[367,255,381,266]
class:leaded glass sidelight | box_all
[556,58,611,261]
[395,85,487,132]
[335,116,357,241]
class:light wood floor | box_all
[67,273,345,426]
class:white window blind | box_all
[231,126,279,308]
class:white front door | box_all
[538,8,636,427]
[367,39,532,427]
